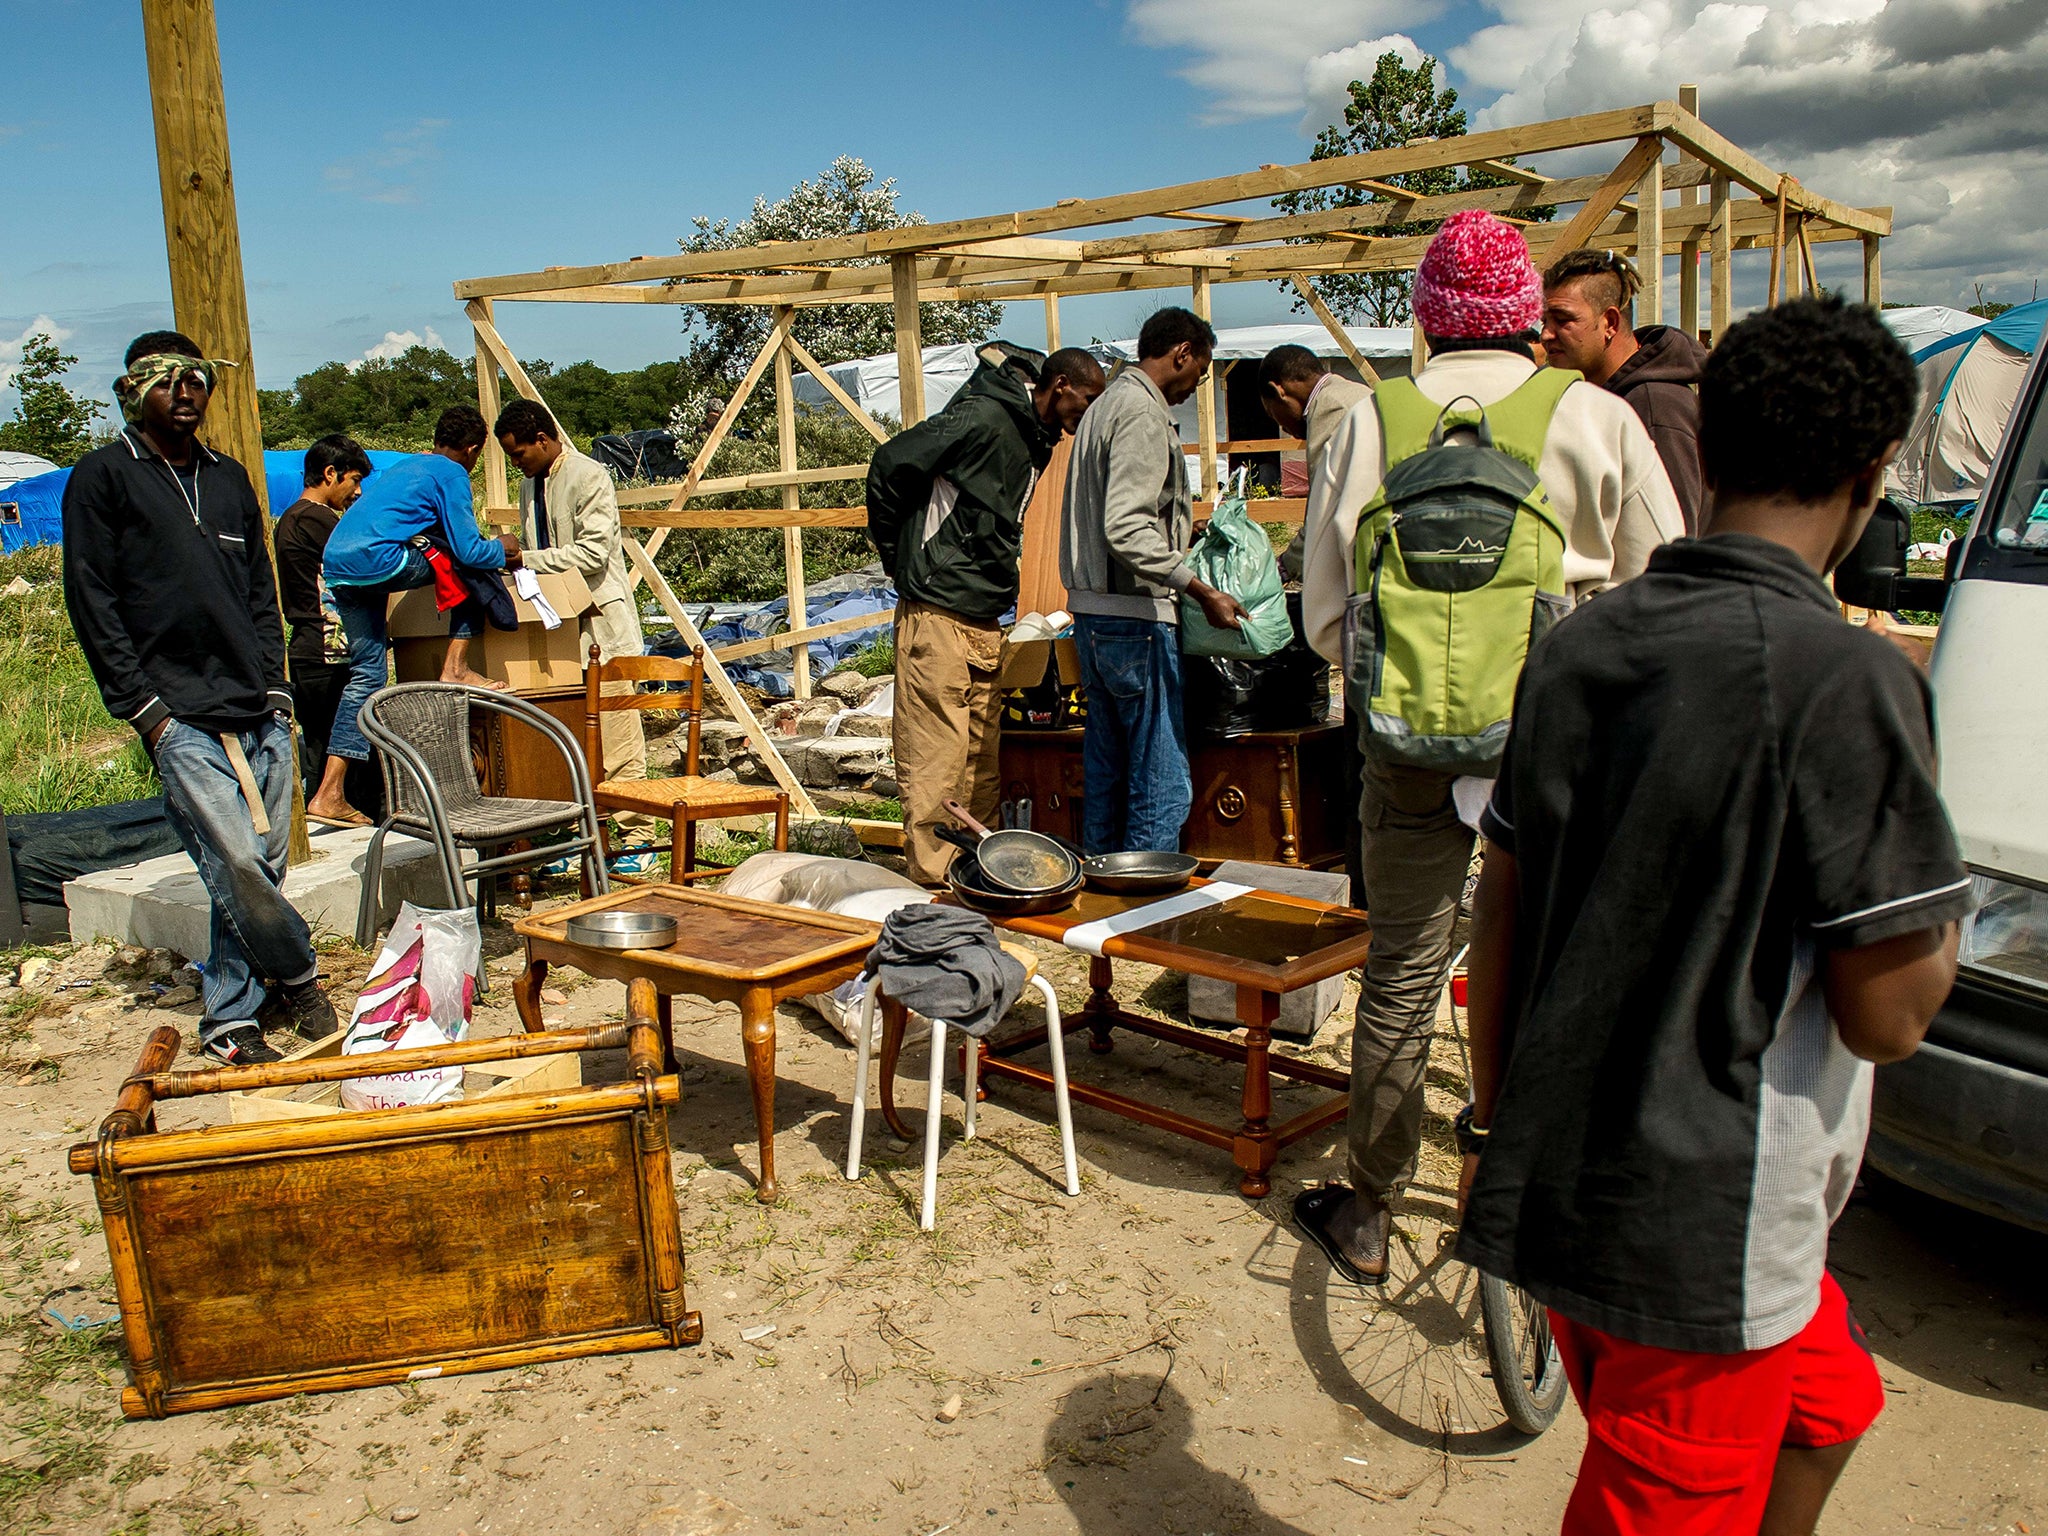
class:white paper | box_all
[513,568,562,630]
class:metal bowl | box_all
[564,910,679,951]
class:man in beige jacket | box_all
[494,399,651,840]
[1293,211,1683,1287]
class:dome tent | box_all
[1892,299,2048,506]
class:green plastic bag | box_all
[1180,479,1293,659]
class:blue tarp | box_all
[646,566,898,698]
[1911,298,2048,365]
[0,448,416,552]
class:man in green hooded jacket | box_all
[867,342,1104,883]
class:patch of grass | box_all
[834,796,902,822]
[844,633,894,677]
[0,548,158,814]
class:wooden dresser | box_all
[996,724,1352,869]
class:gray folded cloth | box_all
[864,906,1026,1038]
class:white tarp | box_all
[1881,306,1980,358]
[0,451,58,493]
[1091,322,1414,365]
[789,342,984,425]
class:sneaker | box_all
[201,1026,283,1066]
[267,979,339,1041]
[608,851,657,877]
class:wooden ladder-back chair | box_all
[583,643,790,882]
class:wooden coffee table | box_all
[514,886,877,1203]
[880,881,1372,1199]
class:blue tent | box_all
[1894,299,2048,504]
[0,448,418,552]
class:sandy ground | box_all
[1,923,2044,1536]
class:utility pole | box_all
[139,0,312,862]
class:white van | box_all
[1857,340,2048,1233]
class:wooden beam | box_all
[1709,173,1733,342]
[474,302,509,513]
[1636,152,1663,327]
[665,308,793,512]
[619,506,869,531]
[712,610,887,664]
[463,300,563,430]
[1769,177,1788,306]
[452,104,1672,299]
[140,0,311,865]
[772,311,810,700]
[1219,437,1305,453]
[1290,274,1381,387]
[1043,293,1062,351]
[1536,135,1666,268]
[615,464,867,509]
[1194,498,1307,524]
[782,332,891,445]
[1663,106,1889,235]
[891,255,926,426]
[1677,85,1700,339]
[1192,271,1218,502]
[623,537,819,819]
[1468,158,1551,188]
[1862,233,1882,307]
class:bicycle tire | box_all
[1478,1272,1568,1434]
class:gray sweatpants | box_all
[1345,756,1473,1201]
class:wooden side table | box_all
[514,886,877,1203]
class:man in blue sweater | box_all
[319,406,520,802]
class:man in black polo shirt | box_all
[63,331,336,1065]
[1457,296,1968,1534]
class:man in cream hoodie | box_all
[494,399,652,844]
[1294,211,1683,1286]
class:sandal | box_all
[1293,1183,1385,1288]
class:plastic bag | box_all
[338,902,481,1111]
[1180,472,1293,659]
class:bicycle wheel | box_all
[1478,1273,1568,1434]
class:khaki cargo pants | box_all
[1346,754,1474,1201]
[894,600,1005,886]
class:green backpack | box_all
[1345,369,1578,774]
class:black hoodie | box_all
[1606,324,1709,533]
[866,345,1060,622]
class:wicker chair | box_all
[353,683,609,946]
[583,643,790,882]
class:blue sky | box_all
[4,0,2042,421]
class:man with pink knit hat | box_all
[1294,210,1682,1284]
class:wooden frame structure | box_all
[455,98,1886,803]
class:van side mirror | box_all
[1833,497,1950,612]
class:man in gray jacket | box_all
[495,399,651,842]
[1060,308,1245,854]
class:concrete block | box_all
[1188,860,1353,1042]
[65,823,446,959]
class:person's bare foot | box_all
[305,794,370,826]
[440,664,508,691]
[1324,1188,1392,1279]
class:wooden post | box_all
[1411,322,1429,375]
[140,0,310,864]
[1290,274,1381,386]
[1635,151,1663,328]
[1043,294,1062,352]
[1677,85,1700,339]
[1769,178,1788,307]
[890,255,926,426]
[475,298,509,514]
[1862,233,1882,308]
[1709,173,1732,343]
[771,308,810,700]
[1191,269,1218,501]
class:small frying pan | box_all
[941,798,1080,895]
[937,828,1082,916]
[1081,850,1201,895]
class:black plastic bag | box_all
[1183,592,1329,742]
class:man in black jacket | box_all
[63,331,335,1065]
[867,342,1103,883]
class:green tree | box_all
[0,332,102,466]
[1276,53,1549,327]
[677,157,1003,382]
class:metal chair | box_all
[353,683,609,946]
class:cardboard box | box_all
[227,1028,581,1123]
[997,634,1082,691]
[389,568,595,692]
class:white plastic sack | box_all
[823,681,894,737]
[338,903,481,1111]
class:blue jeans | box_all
[154,716,316,1043]
[328,548,481,762]
[1072,615,1191,855]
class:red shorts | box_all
[1550,1273,1884,1536]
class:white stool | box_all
[845,944,1081,1231]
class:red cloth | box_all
[1549,1272,1884,1535]
[417,540,468,613]
[1413,209,1543,339]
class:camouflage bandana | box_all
[113,353,236,423]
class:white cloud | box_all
[1126,0,1438,122]
[1123,0,2048,307]
[347,327,445,371]
[1302,35,1427,132]
[0,316,73,392]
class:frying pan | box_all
[941,798,1080,895]
[1081,850,1201,895]
[937,827,1082,916]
